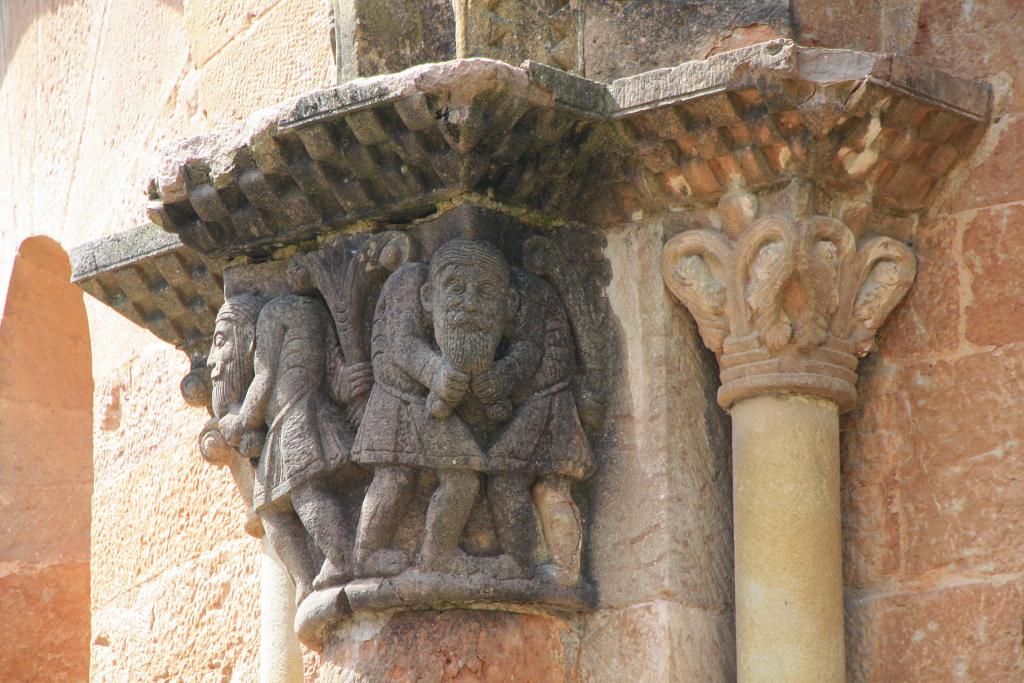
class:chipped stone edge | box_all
[70,223,185,284]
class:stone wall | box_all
[0,1,1021,681]
[0,0,333,679]
[835,2,1024,680]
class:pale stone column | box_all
[661,198,917,682]
[732,394,843,681]
[259,538,304,683]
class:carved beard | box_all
[435,315,503,374]
[212,351,253,419]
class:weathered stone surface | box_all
[459,0,582,73]
[195,0,334,127]
[143,42,990,261]
[90,540,261,682]
[912,0,1024,114]
[962,204,1024,347]
[661,191,916,411]
[791,0,882,52]
[198,209,610,647]
[71,224,226,354]
[580,601,735,682]
[840,359,910,589]
[899,348,1024,578]
[89,346,253,606]
[876,214,960,361]
[951,114,1024,212]
[584,0,792,82]
[334,0,455,81]
[0,562,90,681]
[592,222,732,611]
[182,0,281,67]
[847,579,1024,682]
[320,609,580,682]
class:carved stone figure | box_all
[488,270,594,587]
[193,217,608,624]
[352,239,529,578]
[217,262,357,603]
[199,293,266,537]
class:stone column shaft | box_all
[732,394,843,682]
[661,199,917,682]
[259,538,303,683]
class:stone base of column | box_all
[319,610,580,681]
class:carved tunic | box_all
[246,295,352,509]
[489,274,594,480]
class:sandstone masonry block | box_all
[580,601,735,682]
[952,114,1024,212]
[183,0,281,67]
[912,0,1023,114]
[847,579,1024,682]
[0,562,90,682]
[962,204,1024,347]
[899,348,1024,578]
[196,0,333,126]
[321,610,579,682]
[876,214,960,361]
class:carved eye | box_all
[479,283,497,299]
[214,333,226,348]
[445,276,465,294]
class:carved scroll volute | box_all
[832,235,916,357]
[661,207,917,412]
[795,216,856,350]
[660,230,733,355]
[733,216,796,352]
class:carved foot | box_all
[355,548,410,578]
[419,548,483,575]
[488,554,534,581]
[536,563,580,588]
[312,556,353,591]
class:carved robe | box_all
[246,294,352,510]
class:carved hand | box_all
[431,361,470,405]
[337,362,374,404]
[218,413,246,446]
[198,418,234,467]
[471,366,508,404]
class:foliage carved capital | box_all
[661,196,915,411]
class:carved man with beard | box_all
[199,293,266,537]
[352,239,538,578]
[217,262,356,603]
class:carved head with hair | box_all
[421,239,518,374]
[209,294,264,418]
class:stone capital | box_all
[661,191,915,411]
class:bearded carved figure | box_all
[348,236,597,608]
[199,293,266,537]
[194,223,606,626]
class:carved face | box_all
[423,240,516,373]
[208,296,261,418]
[434,262,508,332]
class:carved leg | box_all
[420,469,480,574]
[259,503,319,604]
[291,479,356,590]
[353,465,417,577]
[487,473,535,579]
[532,475,583,587]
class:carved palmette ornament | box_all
[661,212,915,411]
